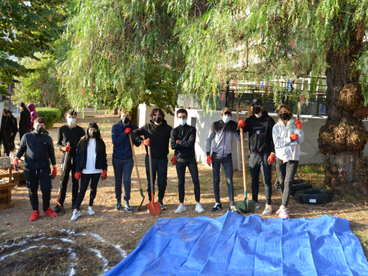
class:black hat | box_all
[87,122,99,131]
[251,98,263,106]
[67,109,77,116]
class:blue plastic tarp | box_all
[105,212,368,276]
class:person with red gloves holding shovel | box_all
[71,123,107,221]
[171,109,205,214]
[54,109,85,213]
[112,110,138,213]
[206,107,243,213]
[237,98,276,216]
[14,117,58,221]
[131,108,172,210]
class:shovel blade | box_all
[136,189,145,212]
[146,193,161,215]
[237,200,256,213]
[237,200,248,213]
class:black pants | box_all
[276,157,299,207]
[19,130,29,142]
[145,155,168,202]
[0,132,10,156]
[249,153,272,205]
[24,167,52,212]
[75,173,100,210]
[8,133,16,152]
[176,156,200,203]
[58,156,79,206]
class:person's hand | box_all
[295,119,302,129]
[143,139,151,146]
[238,119,246,128]
[61,146,71,152]
[13,159,18,171]
[74,172,81,180]
[290,134,298,141]
[171,156,177,165]
[51,167,57,180]
[206,155,213,166]
[101,170,107,180]
[124,128,132,135]
[176,140,179,144]
[267,153,275,165]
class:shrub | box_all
[35,107,62,129]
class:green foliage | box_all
[35,107,62,129]
[0,84,10,96]
[0,0,68,84]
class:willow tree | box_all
[170,0,368,194]
[60,0,183,114]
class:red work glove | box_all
[51,167,57,180]
[176,140,179,144]
[74,172,81,180]
[171,156,177,165]
[101,170,107,180]
[13,159,18,171]
[143,139,151,146]
[206,155,213,166]
[124,128,132,135]
[238,119,246,128]
[61,146,71,152]
[267,153,275,165]
[290,134,298,141]
[295,119,302,129]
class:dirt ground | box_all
[0,110,367,275]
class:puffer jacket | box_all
[272,119,304,162]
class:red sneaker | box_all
[43,207,58,218]
[30,210,40,221]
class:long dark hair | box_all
[80,122,104,153]
[20,102,29,111]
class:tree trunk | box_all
[112,107,118,115]
[318,49,368,195]
[131,105,139,126]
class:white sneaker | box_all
[87,206,95,216]
[175,203,186,214]
[278,208,290,219]
[229,205,238,213]
[71,209,81,221]
[262,204,272,215]
[195,203,205,213]
[255,202,260,210]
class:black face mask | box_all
[154,117,162,124]
[122,117,130,125]
[253,107,261,114]
[35,126,44,134]
[280,113,289,121]
[88,130,97,138]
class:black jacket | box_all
[131,119,172,159]
[75,138,108,173]
[19,109,30,134]
[244,111,276,154]
[1,115,8,134]
[8,115,18,134]
[57,124,85,163]
[170,124,196,158]
[16,130,56,169]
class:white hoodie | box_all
[272,119,304,162]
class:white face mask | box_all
[222,116,231,124]
[67,118,76,125]
[179,119,187,126]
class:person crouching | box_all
[71,123,107,221]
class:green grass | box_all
[298,164,325,175]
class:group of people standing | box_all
[14,99,303,221]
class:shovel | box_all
[146,140,161,215]
[129,134,145,212]
[56,142,69,213]
[292,100,302,160]
[237,128,256,213]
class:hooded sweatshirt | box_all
[111,120,138,160]
[27,103,38,131]
[272,118,304,162]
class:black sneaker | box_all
[54,204,62,213]
[211,202,222,212]
[159,201,166,210]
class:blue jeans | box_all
[113,157,134,202]
[212,153,234,205]
[145,156,168,202]
[176,156,200,203]
[249,153,272,204]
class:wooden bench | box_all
[0,157,15,210]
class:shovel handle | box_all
[147,139,154,201]
[129,135,142,190]
[240,128,247,191]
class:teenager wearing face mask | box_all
[111,110,138,212]
[238,99,276,216]
[54,109,85,213]
[14,117,58,221]
[272,104,304,218]
[71,123,107,221]
[170,108,205,214]
[131,108,172,210]
[206,107,242,213]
